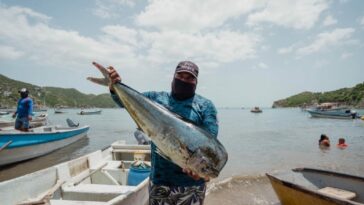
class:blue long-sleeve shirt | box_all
[111,91,219,186]
[16,97,33,118]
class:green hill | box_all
[272,82,364,108]
[0,74,116,108]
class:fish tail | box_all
[87,62,110,86]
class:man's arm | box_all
[201,100,219,137]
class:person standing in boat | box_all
[12,88,33,132]
[107,61,218,205]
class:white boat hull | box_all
[0,141,151,205]
[0,131,87,166]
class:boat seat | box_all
[318,187,356,200]
[62,184,136,202]
[50,199,107,205]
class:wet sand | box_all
[205,175,279,205]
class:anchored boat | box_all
[0,113,48,128]
[307,108,358,119]
[267,168,364,205]
[78,109,102,115]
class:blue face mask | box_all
[171,78,196,100]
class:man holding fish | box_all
[89,61,227,205]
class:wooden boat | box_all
[251,107,262,113]
[266,168,364,205]
[0,124,89,166]
[78,109,102,115]
[0,113,48,128]
[0,140,151,205]
[307,108,357,119]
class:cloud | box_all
[278,45,295,54]
[339,0,349,3]
[0,5,261,72]
[137,30,260,65]
[247,0,329,29]
[135,0,263,32]
[92,0,135,19]
[322,15,337,26]
[258,62,268,69]
[340,52,352,59]
[297,28,355,55]
[0,5,136,68]
[0,45,24,60]
[360,16,364,25]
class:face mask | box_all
[171,78,196,100]
[20,93,28,98]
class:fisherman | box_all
[108,61,218,205]
[12,88,33,132]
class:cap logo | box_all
[175,61,199,78]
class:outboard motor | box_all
[66,118,79,127]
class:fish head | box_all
[187,147,224,178]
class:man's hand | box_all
[28,115,32,121]
[12,113,16,118]
[182,168,210,181]
[107,66,121,92]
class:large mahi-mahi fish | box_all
[88,62,228,179]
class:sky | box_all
[0,0,363,108]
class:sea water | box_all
[1,108,363,204]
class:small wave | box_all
[205,173,280,205]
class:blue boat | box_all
[0,125,89,166]
[307,108,357,119]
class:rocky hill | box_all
[0,74,116,108]
[272,82,364,108]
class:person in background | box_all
[319,134,330,147]
[337,138,348,149]
[106,61,218,205]
[12,88,33,132]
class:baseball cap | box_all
[175,61,199,78]
[18,88,28,93]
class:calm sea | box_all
[1,108,364,204]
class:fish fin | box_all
[87,62,111,86]
[155,147,172,162]
[87,77,109,86]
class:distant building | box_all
[3,91,11,97]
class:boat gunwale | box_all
[293,168,364,183]
[0,126,90,148]
[266,168,364,205]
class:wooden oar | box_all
[0,140,12,152]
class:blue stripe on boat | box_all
[0,126,89,148]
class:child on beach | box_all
[337,138,348,149]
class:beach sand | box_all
[205,175,279,205]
